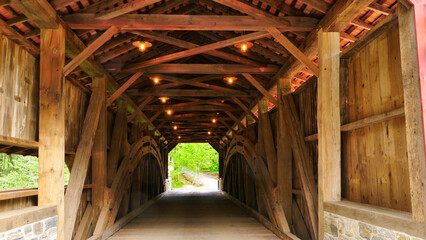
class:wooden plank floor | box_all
[108,190,280,239]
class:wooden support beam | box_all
[398,1,426,229]
[106,72,143,107]
[128,96,154,122]
[64,26,119,76]
[131,30,262,66]
[137,89,256,98]
[144,105,238,112]
[107,100,127,187]
[96,0,162,20]
[64,89,104,240]
[258,99,277,186]
[242,73,278,106]
[64,14,317,32]
[0,18,39,55]
[277,74,293,224]
[128,64,278,74]
[318,29,340,240]
[149,0,188,13]
[212,0,315,30]
[224,111,245,130]
[38,25,66,240]
[282,95,318,239]
[74,204,95,240]
[10,0,59,28]
[92,76,108,214]
[272,0,375,94]
[218,119,237,135]
[266,27,319,76]
[142,112,162,130]
[123,32,269,72]
[232,97,259,122]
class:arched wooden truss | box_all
[92,136,165,236]
[223,135,293,236]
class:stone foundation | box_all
[324,212,423,240]
[0,216,57,240]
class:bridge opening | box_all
[168,143,219,190]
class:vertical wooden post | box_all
[39,25,66,240]
[277,75,293,224]
[92,76,107,214]
[258,99,277,186]
[318,29,341,240]
[398,1,426,231]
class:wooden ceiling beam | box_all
[106,72,143,107]
[64,26,119,76]
[232,97,259,122]
[127,64,279,74]
[147,74,248,94]
[211,0,315,28]
[149,0,189,13]
[96,0,162,20]
[128,96,154,122]
[266,27,319,77]
[224,111,245,130]
[79,0,123,13]
[137,89,256,97]
[243,73,278,106]
[123,31,269,71]
[131,30,262,66]
[64,14,318,31]
[144,105,239,112]
[272,0,376,92]
[10,0,59,28]
[0,18,39,55]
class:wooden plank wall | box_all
[341,23,411,212]
[0,33,38,141]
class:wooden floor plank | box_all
[108,190,279,240]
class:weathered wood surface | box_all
[109,190,280,240]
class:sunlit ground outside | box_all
[168,143,219,190]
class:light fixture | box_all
[173,125,178,130]
[166,109,173,115]
[234,42,253,52]
[212,118,217,123]
[208,131,211,135]
[159,97,169,103]
[224,76,237,84]
[132,41,152,52]
[178,136,181,139]
[150,76,161,84]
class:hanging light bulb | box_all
[212,118,217,123]
[166,109,173,115]
[234,42,253,52]
[132,41,152,52]
[208,131,211,135]
[224,76,237,84]
[173,125,178,130]
[159,97,169,103]
[178,136,181,139]
[150,76,160,84]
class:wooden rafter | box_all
[64,26,119,76]
[106,72,143,107]
[96,0,162,20]
[242,73,278,106]
[64,14,317,31]
[126,64,279,74]
[10,0,59,28]
[137,89,257,98]
[232,97,259,122]
[123,31,269,71]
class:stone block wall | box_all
[324,212,422,240]
[0,216,57,240]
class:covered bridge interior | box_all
[0,0,425,239]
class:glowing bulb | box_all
[212,118,217,123]
[224,76,237,84]
[159,97,169,103]
[241,44,247,52]
[140,43,146,51]
[173,125,178,130]
[178,136,181,139]
[208,131,211,135]
[153,77,160,84]
[166,109,172,115]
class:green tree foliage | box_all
[0,153,70,191]
[169,143,218,188]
